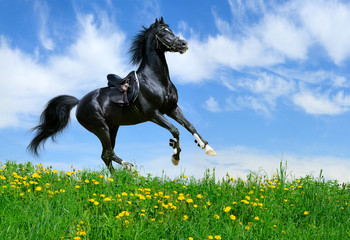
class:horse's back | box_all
[76,87,144,128]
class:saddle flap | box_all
[108,71,140,106]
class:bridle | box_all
[154,27,180,52]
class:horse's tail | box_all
[28,95,79,156]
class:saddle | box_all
[107,71,140,106]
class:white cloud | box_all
[204,97,221,112]
[299,0,350,64]
[293,89,350,115]
[0,13,129,129]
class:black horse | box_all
[28,17,216,173]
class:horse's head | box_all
[153,17,188,54]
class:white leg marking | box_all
[205,144,217,156]
[121,161,141,176]
[173,148,178,155]
[193,133,205,149]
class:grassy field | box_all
[0,161,349,240]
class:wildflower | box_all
[304,211,309,215]
[208,236,214,239]
[245,226,250,230]
[100,194,105,198]
[94,201,99,206]
[183,215,188,220]
[84,180,90,183]
[53,169,58,173]
[196,194,203,199]
[254,216,259,220]
[75,185,80,189]
[66,171,71,176]
[193,204,198,208]
[177,195,185,201]
[223,206,231,212]
[241,200,249,204]
[32,172,41,178]
[94,181,99,185]
[207,201,211,206]
[214,235,221,239]
[186,198,193,203]
[104,197,112,202]
[35,186,42,191]
[282,230,286,234]
[284,188,289,191]
[73,237,81,240]
[122,192,128,196]
[230,215,236,220]
[214,214,220,219]
[245,196,251,200]
[188,237,193,240]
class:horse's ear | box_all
[160,17,164,24]
[155,18,158,24]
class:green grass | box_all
[0,161,349,240]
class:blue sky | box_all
[1,0,350,183]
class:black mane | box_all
[129,20,169,66]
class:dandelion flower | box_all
[94,201,99,206]
[208,236,213,239]
[214,214,220,219]
[196,194,203,199]
[35,186,42,191]
[304,211,309,215]
[103,197,112,202]
[214,235,222,239]
[183,215,188,220]
[230,215,236,220]
[32,172,41,178]
[223,206,231,212]
[254,216,259,220]
[186,198,193,203]
[188,237,193,240]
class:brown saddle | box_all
[107,71,139,106]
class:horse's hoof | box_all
[171,155,180,166]
[205,145,217,156]
[121,161,140,176]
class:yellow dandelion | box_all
[208,235,214,239]
[214,235,222,239]
[94,201,99,206]
[186,198,193,203]
[103,197,112,202]
[196,194,203,199]
[94,181,99,185]
[223,206,231,212]
[188,237,193,240]
[214,214,220,219]
[122,192,128,196]
[254,216,259,220]
[304,211,309,215]
[84,180,90,183]
[32,172,41,178]
[183,215,189,220]
[245,226,250,230]
[75,185,80,189]
[35,186,42,191]
[193,204,198,208]
[230,215,236,220]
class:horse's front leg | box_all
[150,110,182,166]
[167,106,216,156]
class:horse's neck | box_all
[138,46,170,84]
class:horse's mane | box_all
[129,19,169,66]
